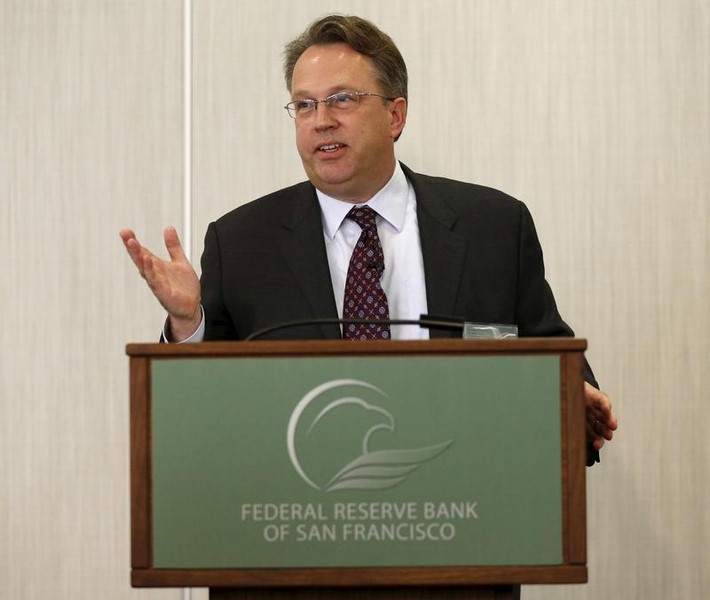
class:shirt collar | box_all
[316,162,409,240]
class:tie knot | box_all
[346,206,378,232]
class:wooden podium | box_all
[128,339,588,600]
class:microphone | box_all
[367,262,385,272]
[244,314,466,341]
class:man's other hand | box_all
[585,382,618,451]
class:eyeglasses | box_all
[284,90,396,119]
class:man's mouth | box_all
[318,143,345,153]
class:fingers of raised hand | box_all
[120,230,151,276]
[163,226,187,262]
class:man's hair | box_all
[283,14,408,101]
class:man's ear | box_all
[389,97,407,142]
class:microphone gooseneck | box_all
[244,315,465,341]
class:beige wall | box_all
[2,1,708,599]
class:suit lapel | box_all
[402,165,468,338]
[278,183,341,339]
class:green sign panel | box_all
[151,355,562,568]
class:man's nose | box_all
[314,102,338,128]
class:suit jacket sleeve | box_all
[516,203,600,465]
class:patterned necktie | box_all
[343,206,391,340]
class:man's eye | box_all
[295,100,315,112]
[331,93,356,106]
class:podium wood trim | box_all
[128,338,588,589]
[208,585,521,600]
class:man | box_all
[120,15,616,462]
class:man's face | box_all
[289,43,407,203]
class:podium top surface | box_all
[126,337,587,358]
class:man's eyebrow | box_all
[290,86,352,99]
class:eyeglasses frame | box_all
[284,90,397,119]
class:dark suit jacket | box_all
[199,163,599,463]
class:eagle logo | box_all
[287,379,453,492]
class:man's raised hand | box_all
[119,227,201,341]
